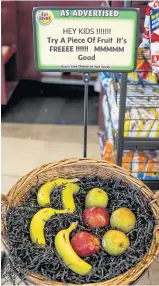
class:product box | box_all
[140,0,159,73]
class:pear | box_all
[110,207,136,233]
[85,188,108,209]
[102,230,130,256]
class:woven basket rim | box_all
[1,158,159,286]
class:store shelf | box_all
[116,85,159,107]
[100,75,159,190]
[117,84,159,93]
[143,180,159,190]
[124,138,159,150]
[99,2,159,190]
[2,45,16,65]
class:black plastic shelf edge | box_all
[142,180,159,190]
[124,137,159,150]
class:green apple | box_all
[110,207,136,233]
[102,230,130,256]
[85,188,108,209]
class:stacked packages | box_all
[99,45,159,180]
[124,107,159,138]
[101,72,159,138]
[98,133,159,180]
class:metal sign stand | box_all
[116,0,131,166]
[83,72,90,158]
[116,73,128,166]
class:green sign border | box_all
[33,7,139,72]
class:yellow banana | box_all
[62,183,80,213]
[37,178,79,207]
[55,222,92,276]
[30,208,68,246]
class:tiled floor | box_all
[1,123,159,285]
[2,123,100,194]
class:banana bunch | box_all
[30,177,85,275]
[37,178,79,207]
[30,208,68,246]
[30,178,80,247]
[55,222,92,275]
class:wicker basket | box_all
[1,158,159,286]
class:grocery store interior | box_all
[1,0,159,285]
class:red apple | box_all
[83,207,109,228]
[71,231,100,257]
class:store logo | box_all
[37,10,53,26]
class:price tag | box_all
[33,8,139,72]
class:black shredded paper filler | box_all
[2,177,155,285]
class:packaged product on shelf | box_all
[138,47,151,62]
[149,3,159,73]
[110,105,119,131]
[136,62,156,84]
[122,151,134,172]
[156,150,159,159]
[136,121,146,137]
[148,108,159,119]
[140,4,151,47]
[94,73,102,93]
[143,150,156,159]
[97,132,106,156]
[136,54,151,72]
[127,72,139,84]
[103,80,119,132]
[130,108,141,119]
[140,120,154,137]
[100,72,112,89]
[136,48,157,83]
[149,120,159,137]
[124,111,131,137]
[97,133,116,163]
[102,92,118,137]
[143,158,159,180]
[156,108,159,117]
[140,1,159,46]
[102,94,110,131]
[153,86,159,95]
[98,134,159,180]
[139,71,157,84]
[128,108,144,137]
[103,138,116,164]
[131,151,147,179]
[138,108,155,119]
[107,121,115,139]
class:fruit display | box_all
[71,231,100,257]
[55,222,92,275]
[37,178,79,207]
[83,206,109,228]
[62,183,80,213]
[4,176,155,285]
[85,188,109,209]
[30,208,68,246]
[102,230,130,256]
[110,208,136,233]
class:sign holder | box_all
[116,0,132,166]
[33,6,139,159]
[83,72,90,157]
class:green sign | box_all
[33,8,139,72]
